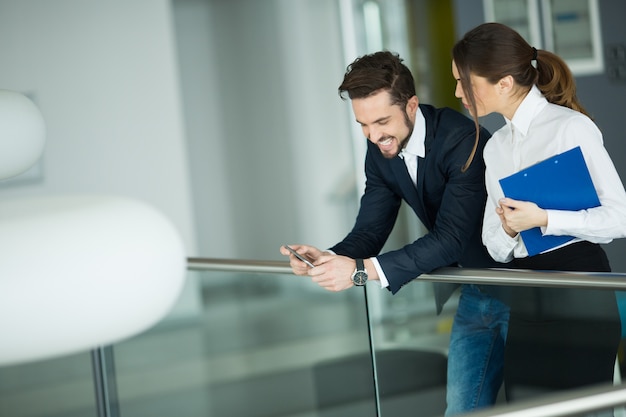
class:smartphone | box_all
[283,245,315,268]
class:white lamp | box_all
[0,90,45,180]
[0,195,186,365]
[0,91,187,366]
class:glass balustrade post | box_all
[91,346,120,417]
[364,285,382,416]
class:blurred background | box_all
[0,1,625,416]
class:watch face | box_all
[352,271,367,286]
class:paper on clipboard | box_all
[498,146,600,256]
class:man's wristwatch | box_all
[351,259,368,286]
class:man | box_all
[280,51,508,415]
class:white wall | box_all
[0,0,196,251]
[0,0,359,272]
[0,0,201,317]
[174,0,357,260]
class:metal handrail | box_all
[464,383,626,417]
[187,257,290,274]
[187,257,626,290]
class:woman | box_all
[452,22,626,401]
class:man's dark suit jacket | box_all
[330,104,500,313]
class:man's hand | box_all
[497,198,548,237]
[308,254,356,292]
[280,246,376,292]
[279,244,322,275]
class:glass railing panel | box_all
[112,268,375,417]
[366,279,456,417]
[0,351,98,417]
[367,267,626,417]
[487,283,623,406]
[3,261,626,417]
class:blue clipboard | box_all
[498,146,600,256]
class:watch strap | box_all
[355,258,365,272]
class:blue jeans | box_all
[445,284,510,416]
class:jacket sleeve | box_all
[330,145,402,258]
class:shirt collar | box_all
[400,106,426,159]
[507,85,548,137]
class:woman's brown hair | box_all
[452,23,589,168]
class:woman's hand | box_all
[496,198,548,237]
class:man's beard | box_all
[385,110,414,159]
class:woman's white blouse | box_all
[482,85,626,263]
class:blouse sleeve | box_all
[482,154,525,262]
[544,116,626,242]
